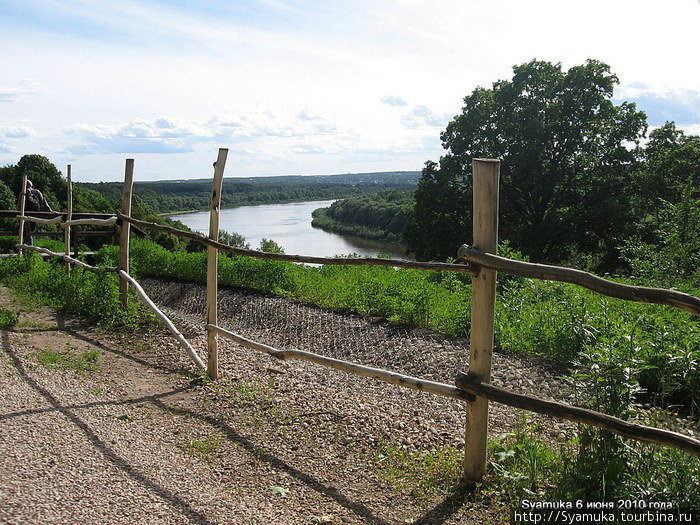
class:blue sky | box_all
[1,0,699,182]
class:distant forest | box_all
[80,172,421,214]
[311,190,413,243]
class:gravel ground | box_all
[0,280,579,524]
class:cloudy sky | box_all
[1,0,699,182]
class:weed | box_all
[183,435,220,461]
[487,415,564,501]
[372,439,462,501]
[0,307,17,329]
[33,345,100,375]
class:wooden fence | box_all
[10,150,700,488]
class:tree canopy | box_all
[406,59,648,266]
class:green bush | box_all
[0,252,149,328]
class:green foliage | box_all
[372,439,461,501]
[33,345,100,375]
[406,59,648,268]
[0,307,18,329]
[488,416,563,500]
[218,229,250,249]
[487,414,700,506]
[0,252,150,328]
[404,158,471,261]
[639,122,700,207]
[0,180,16,209]
[258,238,284,253]
[311,190,413,243]
[496,277,700,408]
[623,194,700,287]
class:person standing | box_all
[21,180,53,245]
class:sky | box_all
[1,0,699,182]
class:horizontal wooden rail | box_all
[16,215,63,225]
[119,270,206,371]
[458,244,700,316]
[455,372,700,457]
[0,210,114,220]
[206,324,471,400]
[17,245,116,273]
[63,217,118,227]
[17,244,206,372]
[119,214,479,275]
[17,215,118,228]
[210,322,700,456]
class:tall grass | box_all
[0,252,149,328]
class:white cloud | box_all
[0,125,35,139]
[64,109,366,158]
[401,105,453,129]
[616,85,700,126]
[381,95,408,107]
[0,79,46,103]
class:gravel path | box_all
[0,281,577,524]
[143,278,576,436]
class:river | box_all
[166,200,413,260]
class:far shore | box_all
[160,198,338,217]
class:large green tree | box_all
[638,121,700,208]
[623,123,700,285]
[406,59,647,267]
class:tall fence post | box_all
[464,158,500,485]
[64,165,73,273]
[119,159,134,308]
[18,175,27,256]
[206,148,228,380]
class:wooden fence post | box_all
[18,175,27,256]
[464,158,500,485]
[64,165,73,273]
[206,148,228,380]
[119,159,134,308]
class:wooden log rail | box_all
[0,210,115,220]
[455,372,700,457]
[458,244,700,316]
[16,244,116,273]
[207,323,467,399]
[17,244,206,372]
[117,214,480,275]
[16,215,63,225]
[17,215,118,228]
[119,270,206,371]
[207,323,700,457]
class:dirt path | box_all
[0,283,574,524]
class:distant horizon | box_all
[76,169,422,185]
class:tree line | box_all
[80,172,420,214]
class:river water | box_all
[166,200,412,260]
